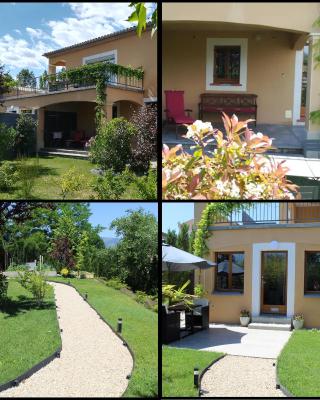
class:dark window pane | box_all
[231,253,244,290]
[306,252,320,292]
[216,252,244,291]
[214,46,240,83]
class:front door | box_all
[261,251,287,314]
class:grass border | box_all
[276,363,295,398]
[198,353,226,397]
[0,288,62,393]
[49,280,135,395]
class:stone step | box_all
[252,315,291,324]
[248,322,291,331]
[39,148,89,159]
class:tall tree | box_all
[166,229,177,246]
[176,223,190,251]
[0,64,14,101]
[110,209,157,293]
[16,68,36,88]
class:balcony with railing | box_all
[0,61,144,100]
[210,202,320,228]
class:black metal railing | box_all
[211,202,320,226]
[2,63,143,99]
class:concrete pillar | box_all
[48,64,56,75]
[37,108,45,150]
[304,33,320,158]
[104,103,114,121]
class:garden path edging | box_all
[49,279,135,382]
[276,367,295,397]
[0,296,62,393]
[198,354,226,397]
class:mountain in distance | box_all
[102,237,121,248]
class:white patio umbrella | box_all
[162,243,216,272]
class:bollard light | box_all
[194,367,199,388]
[117,317,122,333]
[84,292,88,300]
[68,280,71,285]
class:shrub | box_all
[18,270,49,305]
[162,114,299,199]
[59,167,85,199]
[92,167,133,199]
[14,113,37,156]
[0,123,15,160]
[135,290,148,304]
[130,104,157,174]
[6,264,28,271]
[0,273,8,303]
[89,117,137,172]
[60,268,69,277]
[105,278,128,290]
[0,161,18,190]
[131,167,157,199]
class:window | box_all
[214,46,240,84]
[305,252,320,293]
[82,50,117,65]
[206,38,248,91]
[215,252,244,291]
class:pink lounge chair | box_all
[164,90,194,135]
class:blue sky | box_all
[0,2,155,78]
[89,202,158,238]
[162,203,194,234]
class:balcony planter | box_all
[240,309,250,326]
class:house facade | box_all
[194,202,320,328]
[1,25,157,151]
[163,2,320,157]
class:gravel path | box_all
[0,282,133,398]
[201,355,285,397]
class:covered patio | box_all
[162,2,320,158]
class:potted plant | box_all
[293,314,304,330]
[240,309,250,326]
[194,283,209,307]
[162,280,196,309]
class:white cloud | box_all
[14,29,21,34]
[0,34,52,75]
[47,3,134,48]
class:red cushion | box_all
[174,116,195,124]
[203,107,255,113]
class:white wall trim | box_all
[292,50,303,125]
[82,49,117,65]
[252,242,296,318]
[206,38,248,92]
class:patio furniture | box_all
[186,305,209,331]
[199,93,257,126]
[164,90,195,136]
[70,130,87,148]
[162,305,181,344]
[52,131,62,146]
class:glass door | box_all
[261,251,287,314]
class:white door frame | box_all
[292,50,304,126]
[252,242,295,318]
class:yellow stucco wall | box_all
[163,29,296,124]
[194,203,320,327]
[163,3,320,34]
[48,29,157,100]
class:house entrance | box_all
[261,251,287,314]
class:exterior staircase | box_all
[248,315,292,331]
[39,148,89,159]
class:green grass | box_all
[0,280,61,385]
[277,329,320,396]
[162,346,224,397]
[49,277,158,397]
[0,156,95,199]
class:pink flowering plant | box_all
[162,113,300,200]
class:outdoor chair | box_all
[164,90,195,137]
[162,305,180,344]
[70,130,87,148]
[186,305,209,331]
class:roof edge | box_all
[43,23,152,58]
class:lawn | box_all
[0,280,61,386]
[49,277,158,398]
[277,329,320,396]
[0,156,95,199]
[162,346,224,397]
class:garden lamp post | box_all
[117,318,122,333]
[194,367,199,388]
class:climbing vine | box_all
[194,203,250,257]
[309,16,320,124]
[95,78,107,128]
